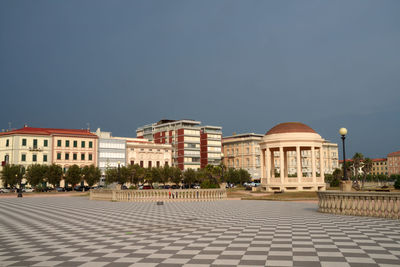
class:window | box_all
[156,161,160,167]
[148,161,152,167]
[89,141,93,148]
[44,140,48,147]
[130,160,134,165]
[33,154,37,162]
[65,153,69,160]
[22,139,27,146]
[165,161,169,166]
[81,153,85,160]
[81,141,85,148]
[57,153,61,160]
[57,140,61,147]
[65,140,70,147]
[43,155,47,162]
[73,153,77,160]
[6,139,9,147]
[88,154,92,161]
[140,161,144,167]
[73,141,77,147]
[33,139,38,148]
[21,154,26,161]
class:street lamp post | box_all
[339,128,348,180]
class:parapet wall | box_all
[90,189,227,202]
[317,191,400,219]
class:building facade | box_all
[137,119,222,170]
[222,133,263,180]
[387,150,400,176]
[95,129,126,175]
[126,139,172,168]
[372,158,388,176]
[200,126,222,168]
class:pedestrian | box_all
[169,190,171,199]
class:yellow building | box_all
[0,126,98,187]
[372,158,388,176]
[222,133,264,180]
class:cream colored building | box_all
[260,122,329,192]
[0,129,52,168]
[126,139,172,168]
[222,133,263,180]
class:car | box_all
[171,185,180,189]
[23,187,34,193]
[121,185,128,190]
[0,188,10,193]
[142,185,153,190]
[55,187,66,192]
[73,185,90,191]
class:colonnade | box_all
[260,145,325,191]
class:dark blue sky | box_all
[1,0,399,159]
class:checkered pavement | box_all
[0,197,399,267]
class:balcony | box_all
[29,146,42,152]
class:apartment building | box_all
[222,133,263,180]
[388,150,400,176]
[0,126,98,172]
[137,119,222,170]
[371,158,388,176]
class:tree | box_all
[25,164,47,188]
[225,168,239,184]
[352,152,364,184]
[149,167,162,185]
[170,167,182,186]
[160,165,171,185]
[127,164,144,187]
[238,169,251,184]
[361,158,372,189]
[331,168,342,187]
[65,165,81,189]
[0,164,24,189]
[183,168,197,187]
[82,165,101,187]
[46,164,63,188]
[105,167,118,185]
[105,166,129,187]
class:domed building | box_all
[259,122,327,192]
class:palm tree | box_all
[352,152,364,185]
[361,158,372,189]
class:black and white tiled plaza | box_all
[0,197,399,267]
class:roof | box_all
[0,127,97,137]
[266,122,317,135]
[372,158,387,162]
[388,150,400,157]
[223,133,264,140]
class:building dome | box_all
[266,122,317,135]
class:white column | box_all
[279,146,284,185]
[311,146,316,183]
[266,148,271,184]
[320,146,324,182]
[296,146,302,184]
[260,148,265,184]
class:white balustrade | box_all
[90,188,227,202]
[317,191,400,219]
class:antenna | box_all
[8,122,11,130]
[86,122,90,131]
